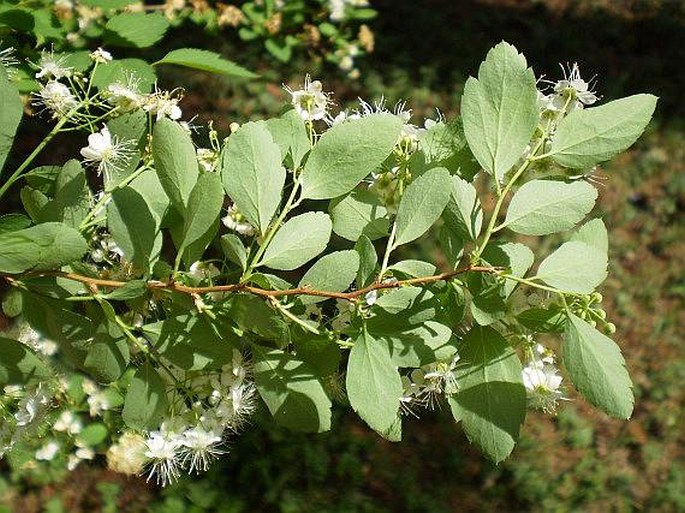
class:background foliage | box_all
[1,0,684,511]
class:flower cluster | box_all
[328,0,370,22]
[139,350,257,486]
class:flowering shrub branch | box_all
[0,40,657,483]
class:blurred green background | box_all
[2,1,684,511]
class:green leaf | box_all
[220,234,248,271]
[178,172,223,263]
[20,187,49,222]
[0,214,31,234]
[370,288,437,329]
[39,160,92,229]
[382,321,455,368]
[503,180,597,235]
[143,314,236,371]
[449,326,526,463]
[346,330,402,438]
[152,119,199,214]
[355,234,377,288]
[104,13,170,48]
[83,320,130,383]
[290,329,341,376]
[78,424,108,446]
[570,218,608,254]
[0,223,87,274]
[2,287,23,317]
[108,170,166,273]
[155,48,257,78]
[0,67,22,174]
[220,122,285,235]
[259,212,332,271]
[517,307,567,333]
[329,190,389,242]
[461,41,539,182]
[0,337,54,385]
[220,295,289,345]
[413,118,480,181]
[298,250,360,304]
[564,313,634,419]
[443,175,483,241]
[300,114,403,199]
[264,110,310,169]
[99,280,147,301]
[439,223,464,269]
[394,167,453,246]
[122,362,168,430]
[254,347,332,433]
[106,110,148,187]
[388,260,436,279]
[536,240,607,294]
[549,94,658,169]
[91,58,156,93]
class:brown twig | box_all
[3,265,499,302]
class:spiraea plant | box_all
[0,41,656,483]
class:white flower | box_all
[144,88,183,121]
[14,386,50,427]
[522,346,565,413]
[90,47,112,63]
[180,425,223,474]
[4,385,22,398]
[36,441,60,461]
[107,78,144,112]
[285,74,331,122]
[423,355,460,396]
[144,432,183,487]
[35,50,72,80]
[80,126,133,180]
[221,205,255,236]
[53,410,82,435]
[34,81,78,117]
[364,290,378,306]
[554,62,599,108]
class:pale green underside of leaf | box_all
[536,240,607,294]
[220,122,285,235]
[259,212,332,270]
[570,218,608,254]
[394,167,453,246]
[563,314,634,419]
[461,41,539,182]
[449,325,526,463]
[503,180,597,236]
[300,114,403,199]
[254,347,332,433]
[346,331,403,438]
[550,94,658,169]
[155,48,257,78]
